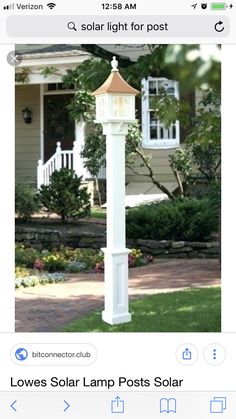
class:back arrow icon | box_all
[11,400,17,412]
[64,400,70,412]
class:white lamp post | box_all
[92,57,139,325]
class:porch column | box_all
[74,117,87,178]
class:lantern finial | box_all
[111,56,119,72]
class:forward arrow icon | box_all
[64,400,70,412]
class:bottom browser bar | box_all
[0,391,234,418]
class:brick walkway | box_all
[15,259,220,332]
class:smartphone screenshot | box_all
[0,0,236,417]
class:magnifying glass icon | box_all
[67,21,77,31]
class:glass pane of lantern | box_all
[113,96,130,117]
[97,96,106,119]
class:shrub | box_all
[41,254,67,272]
[37,169,91,223]
[15,244,40,268]
[15,182,39,220]
[126,198,218,242]
[66,261,86,273]
[15,269,64,289]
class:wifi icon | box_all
[47,2,56,9]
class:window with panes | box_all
[141,77,180,148]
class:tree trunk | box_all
[95,176,102,207]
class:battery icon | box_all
[211,2,227,9]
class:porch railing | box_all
[37,141,106,188]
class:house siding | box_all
[126,88,204,184]
[15,84,40,183]
[126,148,177,183]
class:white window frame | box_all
[141,77,180,149]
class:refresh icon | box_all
[214,21,225,32]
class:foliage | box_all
[15,244,40,267]
[153,88,221,192]
[62,58,111,92]
[205,181,221,208]
[16,244,102,272]
[15,266,64,289]
[191,142,221,181]
[164,45,221,93]
[40,254,67,272]
[169,148,194,196]
[64,75,106,188]
[15,67,32,83]
[154,88,220,144]
[125,122,143,163]
[62,46,170,92]
[66,89,95,122]
[125,122,176,199]
[16,45,220,94]
[150,93,191,129]
[170,142,221,196]
[126,198,218,241]
[15,266,32,278]
[65,261,87,273]
[82,121,143,179]
[62,44,220,94]
[62,287,221,332]
[188,90,221,147]
[39,66,59,78]
[15,244,153,274]
[81,124,106,177]
[37,169,91,223]
[15,183,39,220]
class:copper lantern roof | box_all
[92,56,139,96]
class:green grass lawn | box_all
[90,207,106,219]
[62,287,221,332]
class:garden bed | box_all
[15,244,154,288]
[15,266,65,289]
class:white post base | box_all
[102,311,131,325]
[102,248,132,325]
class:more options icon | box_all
[204,343,226,366]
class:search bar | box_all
[7,15,230,38]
